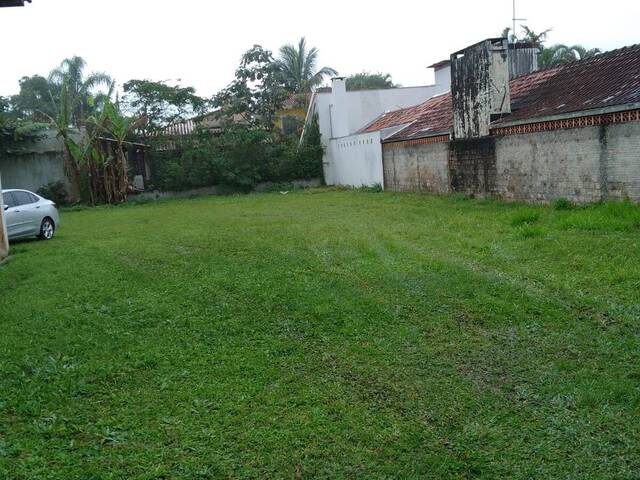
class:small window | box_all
[12,191,34,206]
[2,192,16,208]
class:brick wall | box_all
[605,122,640,201]
[494,127,603,202]
[382,142,449,192]
[449,138,497,196]
[382,121,640,202]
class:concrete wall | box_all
[0,129,69,193]
[314,84,438,142]
[434,64,452,95]
[451,39,511,139]
[383,142,449,192]
[382,121,640,202]
[328,131,383,187]
[495,122,640,202]
[314,80,438,186]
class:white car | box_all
[2,189,60,241]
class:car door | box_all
[5,191,38,238]
[12,191,42,236]
[3,192,23,238]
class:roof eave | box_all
[492,102,640,129]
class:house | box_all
[303,75,449,186]
[275,93,310,134]
[330,38,640,203]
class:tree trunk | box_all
[61,139,82,203]
[117,143,129,203]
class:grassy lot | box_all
[1,189,639,479]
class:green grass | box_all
[1,190,639,479]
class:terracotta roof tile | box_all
[362,44,640,142]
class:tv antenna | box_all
[512,0,527,41]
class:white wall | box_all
[315,84,437,140]
[327,131,383,187]
[312,80,438,186]
[434,64,451,95]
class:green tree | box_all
[502,25,551,46]
[276,37,337,93]
[122,79,207,136]
[0,96,10,114]
[539,44,601,68]
[48,56,113,125]
[10,75,57,120]
[213,45,290,129]
[346,72,396,91]
[501,25,601,69]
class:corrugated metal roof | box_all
[362,44,640,142]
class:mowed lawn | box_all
[1,190,639,479]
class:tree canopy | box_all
[10,75,57,121]
[276,37,337,93]
[501,25,601,69]
[122,79,207,136]
[539,44,602,68]
[213,45,290,129]
[346,72,396,91]
[48,56,114,126]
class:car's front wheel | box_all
[38,218,55,240]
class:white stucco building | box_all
[305,66,451,187]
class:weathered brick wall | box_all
[494,122,640,202]
[382,142,449,193]
[494,127,603,202]
[382,121,640,202]
[605,122,640,201]
[449,138,497,196]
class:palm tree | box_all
[48,56,113,125]
[569,45,602,61]
[520,26,551,47]
[501,25,551,46]
[276,37,337,93]
[539,44,601,68]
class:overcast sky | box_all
[1,0,638,98]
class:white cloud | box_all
[1,0,638,98]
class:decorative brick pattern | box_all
[382,134,451,149]
[491,109,640,136]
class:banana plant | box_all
[42,77,87,200]
[87,100,144,203]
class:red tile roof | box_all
[497,44,640,123]
[282,92,312,109]
[361,44,640,142]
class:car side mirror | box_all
[3,205,7,211]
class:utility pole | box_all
[0,0,31,259]
[0,173,8,259]
[512,0,527,42]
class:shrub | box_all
[37,181,70,206]
[553,197,575,211]
[355,184,383,193]
[150,122,324,193]
[510,208,541,226]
